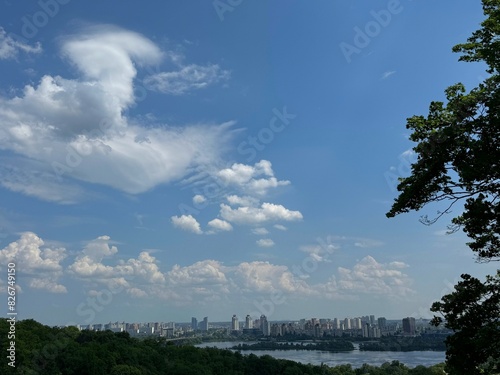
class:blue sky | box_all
[0,0,497,326]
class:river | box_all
[195,341,445,368]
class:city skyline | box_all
[0,1,497,326]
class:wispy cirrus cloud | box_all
[0,27,42,60]
[381,70,396,80]
[144,64,230,95]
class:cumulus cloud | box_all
[67,235,167,297]
[274,224,287,231]
[171,215,203,234]
[144,64,230,95]
[232,261,311,295]
[220,202,303,225]
[0,27,42,59]
[226,195,259,207]
[68,235,119,278]
[207,218,233,232]
[193,194,206,204]
[256,238,275,248]
[0,232,66,293]
[252,227,269,235]
[0,232,413,306]
[336,256,413,296]
[0,25,233,202]
[168,260,227,286]
[218,160,290,196]
[300,243,338,263]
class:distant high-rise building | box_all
[354,318,362,329]
[362,323,370,338]
[402,317,416,335]
[201,317,209,331]
[370,315,375,325]
[191,317,198,330]
[270,323,282,337]
[344,318,351,330]
[231,315,239,331]
[260,315,270,336]
[378,317,387,331]
[245,315,253,329]
[332,318,340,329]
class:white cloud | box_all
[220,202,303,225]
[256,238,275,248]
[193,194,206,204]
[353,238,384,248]
[336,256,413,296]
[300,243,338,263]
[0,27,42,59]
[207,218,233,232]
[167,260,227,286]
[118,251,166,284]
[144,64,230,95]
[274,224,287,231]
[252,227,269,235]
[0,25,233,202]
[68,235,119,278]
[218,160,290,196]
[28,278,67,294]
[226,195,259,207]
[0,158,85,204]
[67,235,168,298]
[0,232,66,293]
[381,71,396,80]
[232,261,311,295]
[171,215,203,234]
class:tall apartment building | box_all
[231,314,239,331]
[201,317,209,331]
[245,315,253,329]
[191,317,198,331]
[260,315,270,336]
[378,317,387,331]
[402,317,416,335]
[344,318,351,330]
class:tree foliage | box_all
[430,272,500,374]
[0,318,445,375]
[386,1,500,374]
[386,1,500,263]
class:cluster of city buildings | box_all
[77,315,420,339]
[225,315,418,338]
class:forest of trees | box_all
[0,318,447,375]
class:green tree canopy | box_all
[386,0,500,263]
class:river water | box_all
[195,341,445,368]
